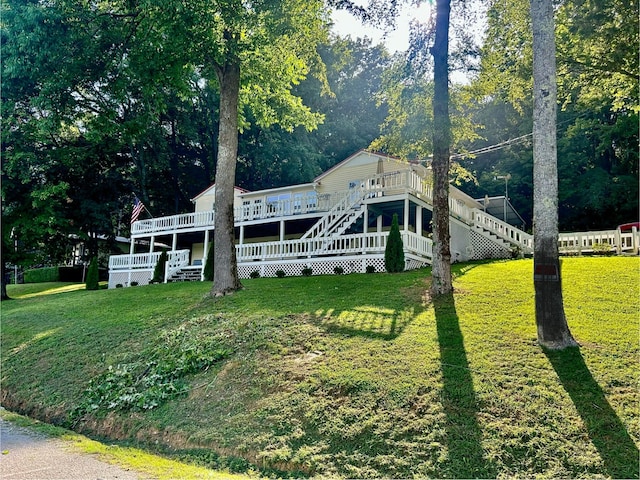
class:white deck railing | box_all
[131,191,340,236]
[559,229,639,254]
[130,170,476,237]
[472,209,534,252]
[235,231,432,262]
[132,211,216,235]
[164,250,190,282]
[110,231,433,275]
[108,249,190,271]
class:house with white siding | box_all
[108,150,635,288]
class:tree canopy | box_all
[469,0,638,230]
[2,0,636,274]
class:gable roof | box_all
[191,184,250,203]
[313,150,430,184]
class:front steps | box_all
[168,267,202,282]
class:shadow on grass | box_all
[545,347,639,479]
[434,293,495,478]
[315,305,417,340]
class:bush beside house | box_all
[385,213,405,273]
[85,258,99,290]
[203,242,214,281]
[152,251,168,283]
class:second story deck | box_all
[131,169,479,238]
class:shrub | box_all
[510,245,522,259]
[249,270,260,279]
[85,257,99,290]
[384,213,405,273]
[592,243,613,255]
[115,284,124,288]
[275,270,286,278]
[333,266,344,275]
[130,281,139,287]
[23,267,59,283]
[152,250,168,283]
[301,267,313,277]
[203,242,214,281]
[366,265,376,274]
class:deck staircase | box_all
[301,187,367,240]
[471,209,533,255]
[167,266,202,282]
[299,186,369,255]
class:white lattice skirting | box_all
[109,253,431,287]
[238,253,429,279]
[468,229,511,260]
[109,269,154,288]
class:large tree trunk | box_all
[211,58,243,297]
[530,0,576,349]
[1,258,10,301]
[430,0,453,297]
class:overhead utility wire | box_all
[450,132,533,160]
[449,112,587,161]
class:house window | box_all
[267,195,279,213]
[267,193,290,214]
[307,191,318,210]
[253,199,262,218]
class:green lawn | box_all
[2,257,638,478]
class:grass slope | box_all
[2,258,638,478]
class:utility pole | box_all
[496,174,511,223]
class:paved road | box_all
[0,418,144,480]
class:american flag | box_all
[131,197,145,224]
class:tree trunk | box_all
[430,0,453,297]
[1,259,10,301]
[530,0,576,349]
[210,58,243,296]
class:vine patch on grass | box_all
[72,322,232,419]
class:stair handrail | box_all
[300,184,368,240]
[163,249,191,283]
[472,209,533,252]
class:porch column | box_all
[377,215,383,249]
[280,220,285,258]
[202,229,210,280]
[150,236,155,252]
[416,205,423,236]
[239,225,245,245]
[127,238,133,287]
[172,233,178,251]
[363,205,369,234]
[404,197,410,231]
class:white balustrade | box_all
[108,251,163,270]
[108,250,190,272]
[472,209,534,252]
[130,169,483,238]
[164,250,191,282]
[234,231,434,264]
[558,230,639,254]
